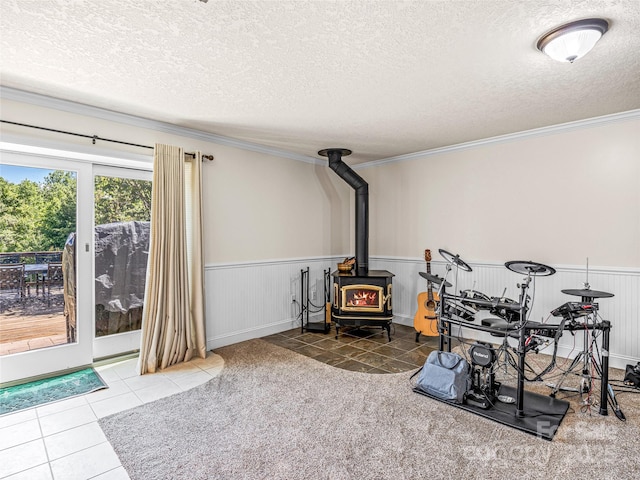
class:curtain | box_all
[138,144,206,374]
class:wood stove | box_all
[332,269,394,340]
[319,148,394,340]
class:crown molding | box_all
[0,86,322,165]
[3,86,637,170]
[356,109,640,170]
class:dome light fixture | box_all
[537,18,609,63]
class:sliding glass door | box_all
[92,166,152,359]
[0,155,93,383]
[1,150,152,382]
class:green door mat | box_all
[0,368,108,415]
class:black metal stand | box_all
[548,318,612,416]
[301,267,331,334]
[513,279,531,418]
[493,333,517,371]
[436,261,454,353]
[598,321,611,416]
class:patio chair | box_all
[34,252,62,294]
[0,263,27,312]
[44,262,64,306]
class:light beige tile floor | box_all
[0,352,224,480]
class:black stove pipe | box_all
[319,148,369,276]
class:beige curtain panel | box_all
[138,144,206,374]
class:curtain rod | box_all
[0,120,214,161]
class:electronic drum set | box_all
[419,249,623,420]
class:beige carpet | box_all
[99,339,640,480]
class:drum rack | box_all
[415,252,574,438]
[430,252,615,417]
[415,250,624,438]
[438,272,540,419]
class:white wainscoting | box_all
[204,256,639,369]
[204,257,342,349]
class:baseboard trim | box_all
[206,318,301,350]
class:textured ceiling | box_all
[1,0,639,164]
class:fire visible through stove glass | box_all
[341,284,384,312]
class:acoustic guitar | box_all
[414,249,440,340]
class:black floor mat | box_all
[413,384,569,441]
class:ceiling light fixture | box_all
[537,18,609,63]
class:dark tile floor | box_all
[262,323,443,374]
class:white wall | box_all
[202,146,351,263]
[365,117,640,267]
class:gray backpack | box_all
[413,351,471,403]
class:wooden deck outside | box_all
[0,288,68,356]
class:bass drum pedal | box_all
[465,342,500,409]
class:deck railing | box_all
[0,251,63,265]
